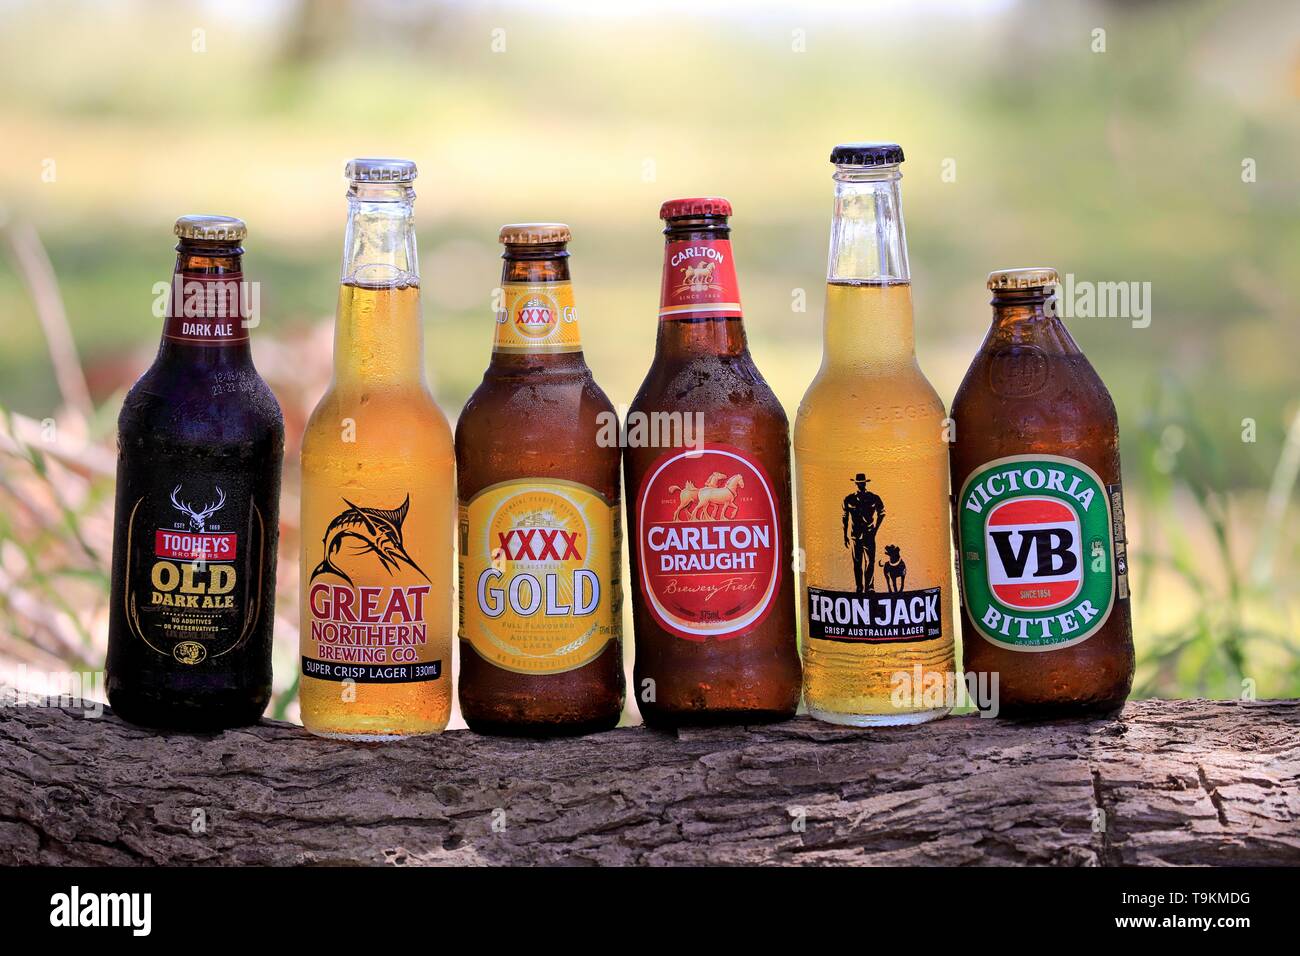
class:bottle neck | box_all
[333,183,425,387]
[987,288,1083,354]
[157,241,253,367]
[656,220,748,360]
[821,166,914,369]
[490,242,585,369]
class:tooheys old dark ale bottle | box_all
[950,268,1133,716]
[624,197,800,727]
[456,223,624,735]
[106,215,284,729]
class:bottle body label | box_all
[634,444,781,641]
[119,474,267,665]
[162,271,252,346]
[957,454,1122,651]
[302,494,444,684]
[658,239,742,320]
[493,280,581,354]
[458,479,621,674]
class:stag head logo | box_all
[170,484,226,532]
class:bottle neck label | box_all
[162,271,252,346]
[658,239,742,321]
[493,281,582,354]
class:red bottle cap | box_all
[659,197,733,220]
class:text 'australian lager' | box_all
[624,197,801,727]
[456,223,625,735]
[949,268,1134,715]
[107,215,284,729]
[794,144,955,726]
[299,159,455,739]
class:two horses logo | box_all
[676,259,720,295]
[667,471,747,522]
[311,494,428,585]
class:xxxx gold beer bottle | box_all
[949,268,1133,716]
[299,159,454,739]
[456,224,624,735]
[106,216,283,729]
[794,144,955,725]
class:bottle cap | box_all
[345,158,418,183]
[830,143,905,167]
[174,215,246,242]
[659,197,732,220]
[498,223,571,245]
[987,267,1060,291]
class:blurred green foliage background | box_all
[1,0,1297,711]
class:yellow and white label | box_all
[493,281,582,354]
[458,479,620,674]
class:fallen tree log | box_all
[1,693,1296,866]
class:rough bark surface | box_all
[1,693,1297,866]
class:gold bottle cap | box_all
[987,267,1059,291]
[345,157,418,183]
[174,215,246,242]
[498,223,571,245]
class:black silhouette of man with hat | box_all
[843,472,886,593]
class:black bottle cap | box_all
[829,142,905,167]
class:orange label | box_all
[493,281,582,353]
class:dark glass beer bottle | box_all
[949,268,1134,716]
[456,223,625,735]
[106,215,284,729]
[624,197,801,728]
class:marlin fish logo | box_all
[311,494,428,585]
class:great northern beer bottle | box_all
[794,144,955,726]
[949,268,1134,716]
[624,197,801,728]
[106,215,284,729]
[456,224,625,735]
[299,159,455,739]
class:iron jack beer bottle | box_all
[624,197,801,728]
[794,144,955,726]
[106,215,284,729]
[299,159,455,739]
[949,268,1134,716]
[456,224,625,735]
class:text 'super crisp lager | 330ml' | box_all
[106,216,284,729]
[794,144,955,726]
[456,223,625,735]
[949,268,1134,716]
[298,159,455,739]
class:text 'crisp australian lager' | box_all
[299,159,454,739]
[949,268,1134,715]
[624,197,801,727]
[456,223,625,735]
[106,215,284,729]
[794,144,955,726]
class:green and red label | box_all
[957,455,1120,651]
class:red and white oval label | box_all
[984,496,1083,611]
[635,444,780,641]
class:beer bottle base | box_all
[806,705,951,727]
[463,712,622,738]
[639,706,798,730]
[107,688,269,732]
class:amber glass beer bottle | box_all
[624,197,801,728]
[794,144,955,726]
[299,159,455,739]
[456,223,625,735]
[949,268,1134,716]
[106,215,284,729]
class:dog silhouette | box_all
[879,544,907,593]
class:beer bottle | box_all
[949,268,1134,715]
[624,197,801,727]
[456,224,625,735]
[106,215,284,729]
[794,143,955,726]
[299,159,455,739]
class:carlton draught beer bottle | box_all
[299,159,454,739]
[456,224,624,735]
[106,215,284,729]
[794,144,955,726]
[949,268,1133,716]
[624,198,801,727]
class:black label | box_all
[300,657,443,684]
[806,585,943,643]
